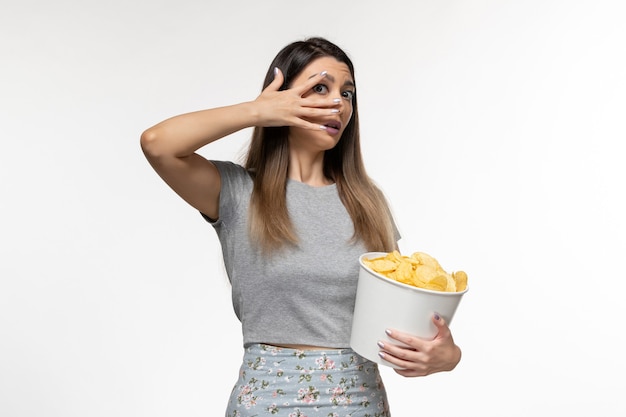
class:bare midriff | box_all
[268,343,341,351]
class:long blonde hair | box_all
[244,37,397,253]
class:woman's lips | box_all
[324,120,342,135]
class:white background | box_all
[1,0,625,416]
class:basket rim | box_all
[359,252,469,296]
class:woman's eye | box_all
[313,84,329,94]
[342,90,355,101]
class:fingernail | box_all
[274,67,279,76]
[385,329,392,336]
[377,341,385,349]
[333,98,341,104]
[378,351,386,359]
[330,109,339,114]
[320,70,328,77]
[319,125,327,130]
[434,314,441,321]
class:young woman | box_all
[141,37,461,417]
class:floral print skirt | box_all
[225,343,391,417]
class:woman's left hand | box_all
[378,314,462,377]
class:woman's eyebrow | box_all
[308,72,335,82]
[307,72,355,87]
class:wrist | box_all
[241,100,263,127]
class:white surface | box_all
[1,0,625,416]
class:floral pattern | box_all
[225,344,390,417]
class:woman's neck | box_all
[287,150,333,186]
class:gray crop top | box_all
[204,160,380,348]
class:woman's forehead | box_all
[299,57,353,82]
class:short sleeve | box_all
[199,160,252,226]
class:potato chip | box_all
[389,260,414,285]
[445,274,457,292]
[412,264,439,285]
[452,270,468,292]
[410,252,441,270]
[364,258,397,273]
[363,251,468,293]
[423,274,449,292]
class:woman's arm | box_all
[140,68,335,219]
[140,103,261,219]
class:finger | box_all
[264,67,285,92]
[433,313,446,327]
[377,339,427,373]
[292,70,329,95]
[378,350,429,377]
[384,328,427,351]
[287,117,330,132]
[379,352,412,370]
[377,339,421,361]
[432,314,452,340]
[293,104,343,122]
[300,96,342,110]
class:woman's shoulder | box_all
[211,160,252,180]
[210,160,254,195]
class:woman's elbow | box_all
[140,128,165,160]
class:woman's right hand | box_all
[251,68,338,131]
